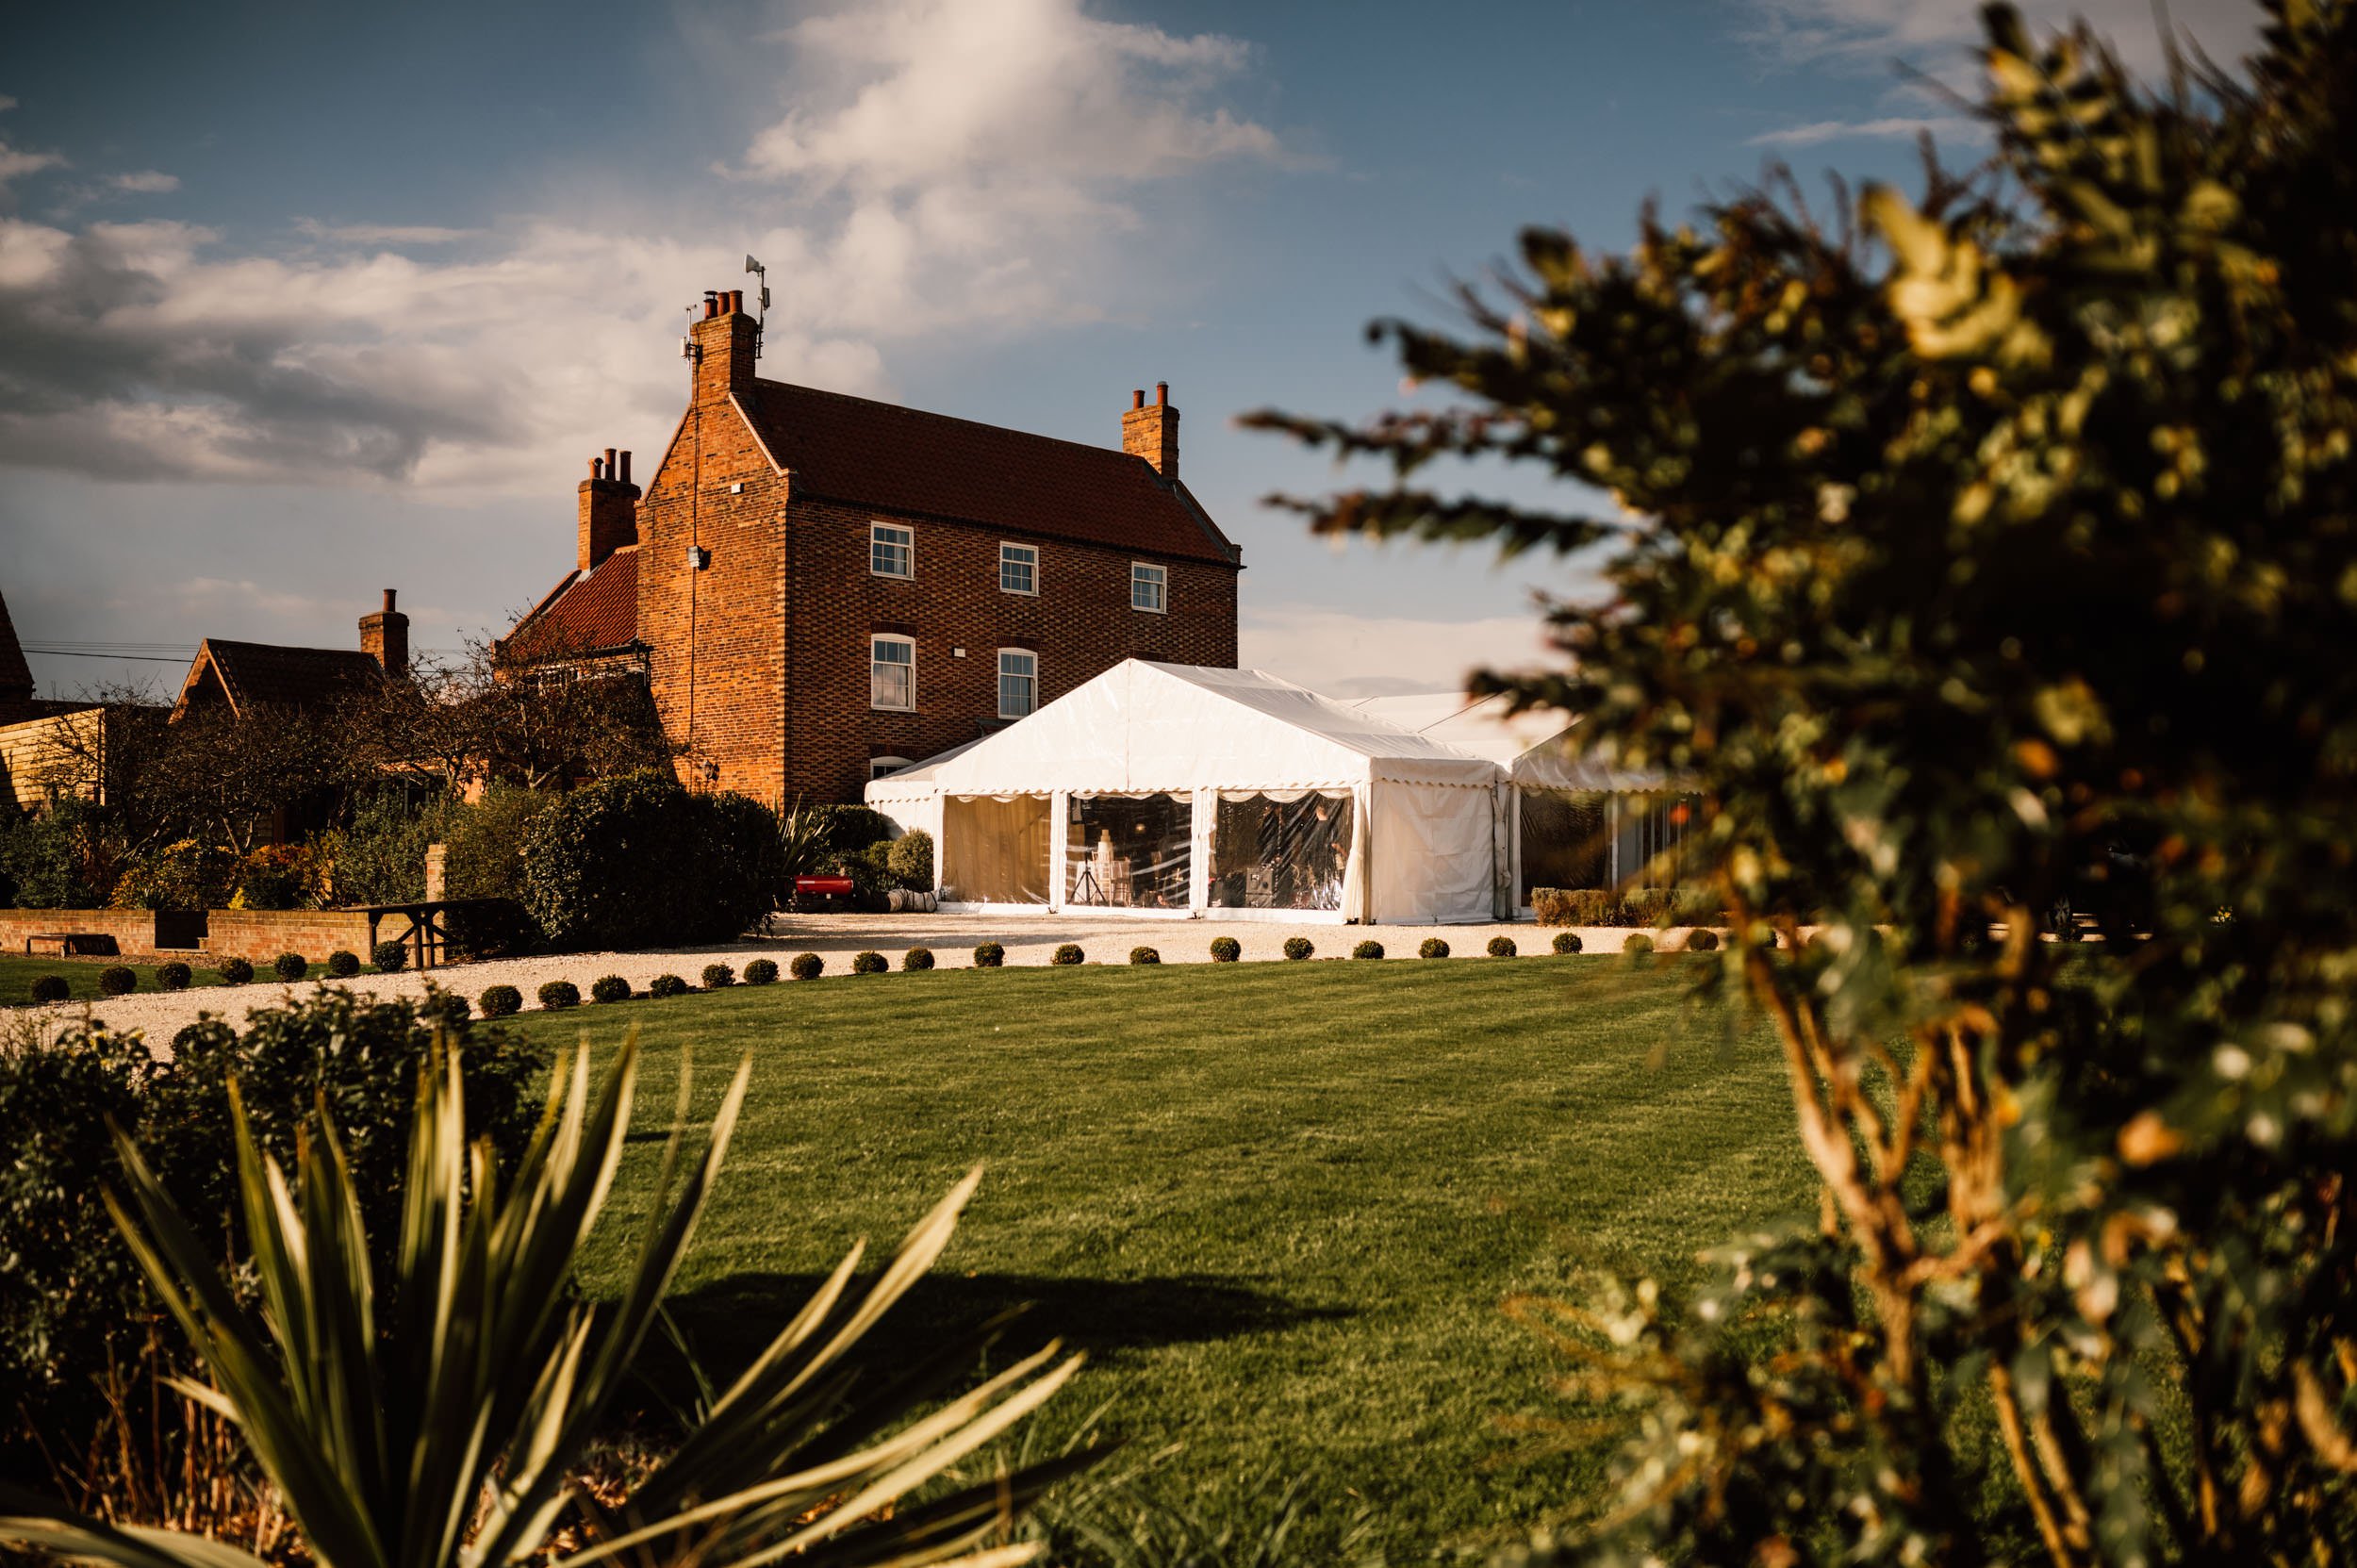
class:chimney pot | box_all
[604,446,617,479]
[618,450,632,485]
[383,588,396,614]
[588,455,602,478]
[1156,381,1168,406]
[1131,388,1146,409]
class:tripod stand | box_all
[1070,862,1106,906]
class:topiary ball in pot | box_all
[98,965,138,997]
[1282,936,1314,961]
[30,974,71,1004]
[1050,943,1084,966]
[1129,946,1160,965]
[325,949,361,980]
[1487,935,1518,959]
[1552,931,1583,955]
[1351,940,1384,960]
[649,973,690,999]
[1685,928,1721,952]
[742,958,779,985]
[1624,932,1656,956]
[216,956,255,985]
[1419,936,1450,959]
[372,940,409,973]
[789,952,823,981]
[1209,936,1241,963]
[479,983,522,1017]
[850,950,887,975]
[538,980,581,1010]
[972,941,1005,968]
[902,947,934,971]
[273,952,308,983]
[157,960,193,991]
[591,974,632,1003]
[701,963,736,988]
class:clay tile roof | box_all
[736,380,1240,565]
[0,586,33,702]
[503,546,639,662]
[189,639,385,716]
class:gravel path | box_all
[13,913,1719,1051]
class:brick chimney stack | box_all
[689,288,758,406]
[359,588,409,677]
[1122,382,1178,481]
[578,448,641,570]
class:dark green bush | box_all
[1685,929,1721,952]
[1129,946,1160,965]
[1529,884,1728,928]
[442,784,556,955]
[157,960,193,990]
[479,983,522,1017]
[1282,936,1313,961]
[902,947,933,971]
[590,974,632,1003]
[29,974,70,1003]
[98,965,137,996]
[1209,936,1241,963]
[789,953,822,981]
[850,951,887,975]
[741,958,779,985]
[885,829,934,890]
[1352,940,1384,960]
[701,963,735,988]
[1487,935,1518,959]
[802,804,896,856]
[972,942,1005,968]
[325,949,361,979]
[649,973,689,999]
[1623,933,1655,956]
[1050,944,1083,966]
[1552,931,1583,955]
[372,939,409,972]
[217,956,254,985]
[272,951,307,982]
[1419,937,1450,959]
[520,770,780,951]
[0,796,112,908]
[537,980,580,1010]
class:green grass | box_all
[0,951,380,1005]
[509,957,1811,1562]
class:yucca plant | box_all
[1,1033,1087,1568]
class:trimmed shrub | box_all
[1529,884,1729,929]
[1624,933,1656,956]
[1419,937,1451,959]
[1282,936,1314,961]
[1552,931,1584,954]
[789,952,823,981]
[972,941,1006,968]
[157,960,193,991]
[591,974,632,1003]
[803,803,896,856]
[1050,944,1084,966]
[424,991,471,1026]
[1487,935,1518,959]
[273,952,308,983]
[1209,936,1241,963]
[742,958,779,985]
[325,949,362,979]
[520,770,782,951]
[29,974,70,1003]
[537,980,581,1010]
[649,973,690,999]
[885,829,934,891]
[479,983,522,1017]
[902,947,934,971]
[373,939,409,972]
[1129,946,1161,965]
[1685,928,1722,952]
[217,956,255,985]
[850,950,888,975]
[1352,940,1385,960]
[97,965,138,997]
[701,963,736,989]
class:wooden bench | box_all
[23,932,120,958]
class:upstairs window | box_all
[870,522,914,579]
[999,542,1038,595]
[1130,562,1167,614]
[870,635,915,710]
[998,649,1038,718]
[870,755,915,781]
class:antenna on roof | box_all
[744,254,768,358]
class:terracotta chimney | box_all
[359,588,409,677]
[690,284,758,404]
[578,447,641,570]
[1122,380,1178,480]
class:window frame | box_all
[869,755,915,782]
[869,634,916,711]
[1130,561,1168,614]
[869,521,915,580]
[997,647,1038,719]
[998,541,1039,596]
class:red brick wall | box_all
[0,908,157,957]
[201,909,376,964]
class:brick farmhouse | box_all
[503,288,1243,806]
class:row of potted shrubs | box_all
[23,941,424,1004]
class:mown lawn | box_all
[509,956,1812,1561]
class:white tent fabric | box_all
[1343,691,1664,792]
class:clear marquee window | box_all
[1130,562,1167,613]
[999,542,1038,595]
[998,649,1038,718]
[870,635,915,710]
[870,521,915,579]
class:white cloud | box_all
[0,96,18,113]
[1240,603,1557,698]
[293,219,476,245]
[1747,114,1983,147]
[106,170,178,194]
[1736,0,2263,80]
[0,140,64,189]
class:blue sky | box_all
[0,0,2259,698]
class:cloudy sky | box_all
[1,0,2263,700]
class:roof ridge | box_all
[753,378,1158,470]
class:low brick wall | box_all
[0,907,158,957]
[201,909,377,965]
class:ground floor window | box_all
[941,794,1051,903]
[1518,789,1608,902]
[1066,793,1191,909]
[1208,791,1350,912]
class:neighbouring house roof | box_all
[0,586,35,711]
[734,380,1242,566]
[501,545,642,665]
[172,638,385,720]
